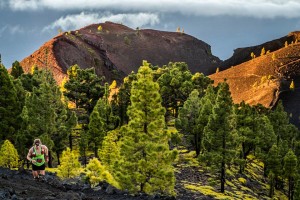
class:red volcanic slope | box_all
[20,22,221,84]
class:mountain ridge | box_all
[210,34,300,126]
[20,21,221,84]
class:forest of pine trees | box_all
[0,60,300,198]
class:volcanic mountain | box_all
[20,22,221,84]
[210,31,300,126]
[218,32,300,71]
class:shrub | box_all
[85,158,120,188]
[0,140,19,169]
[238,177,247,185]
[124,36,131,45]
[57,148,81,178]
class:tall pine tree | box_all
[196,85,216,155]
[0,65,19,142]
[283,149,298,200]
[10,61,24,79]
[176,89,203,156]
[18,69,77,166]
[201,81,238,193]
[115,62,177,195]
[88,84,119,158]
[269,101,290,145]
[265,144,281,197]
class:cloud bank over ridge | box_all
[7,0,300,18]
[42,12,160,31]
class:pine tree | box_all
[11,61,24,79]
[265,144,281,197]
[116,71,137,125]
[196,85,216,154]
[201,82,238,193]
[79,129,88,167]
[109,80,117,90]
[268,100,290,145]
[64,65,104,156]
[0,65,19,142]
[176,90,202,156]
[285,41,289,48]
[255,115,276,175]
[57,148,81,178]
[88,91,119,158]
[283,149,298,200]
[99,130,121,170]
[86,158,119,188]
[290,80,295,91]
[88,109,104,158]
[234,102,255,172]
[19,69,77,166]
[294,179,300,200]
[115,63,177,195]
[261,47,266,56]
[12,78,27,162]
[157,62,211,118]
[0,140,19,169]
[272,53,276,61]
[64,64,104,117]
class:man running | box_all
[27,139,49,180]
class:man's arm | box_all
[26,148,33,162]
[44,145,49,162]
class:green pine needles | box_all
[57,148,81,178]
[114,62,177,195]
[0,140,19,169]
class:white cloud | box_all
[43,12,159,32]
[9,25,23,34]
[8,0,300,18]
[0,25,23,37]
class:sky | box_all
[1,0,300,68]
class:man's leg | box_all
[39,170,45,176]
[32,170,39,179]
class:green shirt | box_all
[31,146,45,166]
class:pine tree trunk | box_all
[269,176,275,197]
[239,151,243,174]
[195,133,200,157]
[221,160,225,193]
[221,133,226,193]
[141,183,144,192]
[56,151,60,165]
[69,134,73,150]
[48,151,53,168]
[95,146,98,158]
[289,177,294,200]
[84,149,87,167]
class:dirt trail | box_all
[0,168,153,200]
[0,167,197,200]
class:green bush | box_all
[0,140,19,169]
[57,148,81,178]
[85,158,120,188]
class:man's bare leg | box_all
[39,170,45,176]
[32,170,39,179]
